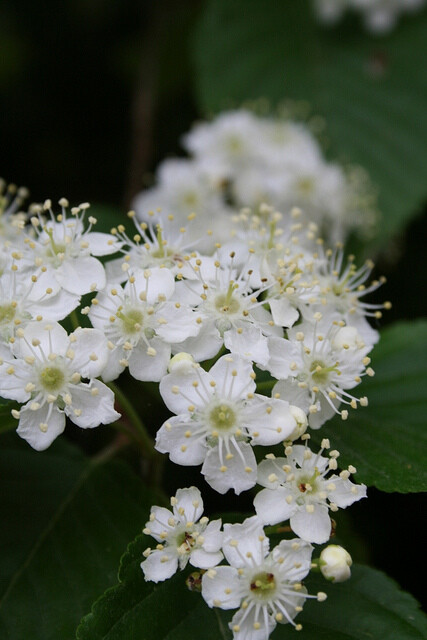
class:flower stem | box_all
[70,309,80,331]
[107,381,156,460]
[255,379,275,395]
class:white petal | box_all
[128,339,170,381]
[190,548,223,569]
[70,328,109,378]
[155,303,200,343]
[267,337,301,380]
[33,289,81,321]
[256,458,288,488]
[17,404,65,451]
[141,549,178,583]
[174,487,204,522]
[224,326,269,366]
[14,321,68,360]
[155,416,207,466]
[202,566,242,609]
[144,506,175,540]
[173,323,223,362]
[0,361,32,402]
[129,267,175,305]
[209,354,256,400]
[290,504,332,543]
[202,441,257,495]
[159,365,213,414]
[329,477,367,508]
[308,394,338,429]
[65,380,120,428]
[272,538,313,582]
[100,347,126,382]
[202,519,223,553]
[56,256,106,294]
[254,487,295,526]
[272,379,310,413]
[85,231,121,256]
[231,605,276,640]
[242,395,296,445]
[269,298,299,328]
[222,519,268,567]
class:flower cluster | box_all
[133,110,378,245]
[0,161,386,639]
[314,0,426,33]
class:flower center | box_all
[209,403,236,431]
[310,359,338,385]
[250,572,276,598]
[0,303,16,324]
[176,530,197,555]
[214,282,241,315]
[117,308,143,334]
[39,366,65,392]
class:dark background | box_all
[1,0,425,607]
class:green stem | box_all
[70,309,80,331]
[107,381,156,460]
[255,379,275,394]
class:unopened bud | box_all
[320,545,352,583]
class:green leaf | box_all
[310,320,427,492]
[0,434,159,640]
[193,1,427,247]
[78,530,426,639]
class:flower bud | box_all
[287,405,308,441]
[168,352,195,374]
[320,545,352,583]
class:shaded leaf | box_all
[0,434,158,640]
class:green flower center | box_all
[250,572,276,598]
[118,308,143,334]
[209,403,236,431]
[0,303,16,324]
[310,360,338,385]
[40,366,65,392]
[214,282,241,315]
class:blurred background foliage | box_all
[1,0,426,614]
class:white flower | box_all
[202,517,325,638]
[268,315,373,427]
[182,111,262,182]
[0,262,79,343]
[87,267,199,382]
[0,179,28,243]
[254,442,366,543]
[0,321,120,450]
[319,545,352,583]
[156,354,298,494]
[105,209,217,282]
[25,199,121,295]
[173,255,281,365]
[141,487,223,582]
[133,159,233,252]
[314,244,390,346]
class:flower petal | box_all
[141,549,178,583]
[17,404,65,451]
